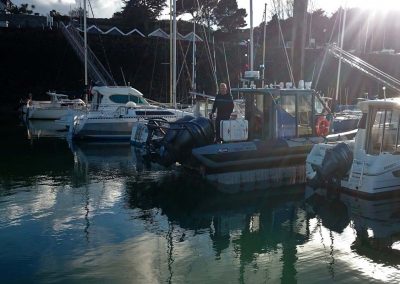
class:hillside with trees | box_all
[1,1,400,106]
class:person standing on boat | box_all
[210,83,234,142]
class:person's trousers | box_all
[215,118,221,141]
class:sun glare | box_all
[347,0,400,12]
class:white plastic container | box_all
[220,119,248,142]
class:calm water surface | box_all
[1,114,400,283]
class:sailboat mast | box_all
[83,0,88,90]
[172,0,177,109]
[212,35,218,93]
[169,0,172,105]
[249,0,254,71]
[335,7,347,104]
[192,21,196,92]
[262,3,267,87]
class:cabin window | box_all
[314,99,325,115]
[255,94,265,137]
[297,93,313,136]
[135,111,175,116]
[244,92,274,140]
[367,109,400,155]
[91,93,103,111]
[109,94,148,105]
[278,95,297,138]
[280,95,296,116]
[277,93,313,138]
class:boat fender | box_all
[317,142,353,182]
[316,116,330,136]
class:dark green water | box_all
[1,114,400,283]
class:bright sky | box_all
[238,0,400,27]
[11,0,400,25]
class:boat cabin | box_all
[40,92,86,108]
[47,92,69,103]
[359,99,400,155]
[90,86,149,111]
[232,88,329,140]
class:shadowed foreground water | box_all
[1,115,400,283]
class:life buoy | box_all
[315,116,330,136]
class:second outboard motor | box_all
[159,117,214,166]
[318,143,353,182]
[160,115,196,143]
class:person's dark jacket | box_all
[211,93,234,120]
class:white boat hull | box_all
[72,117,140,140]
[28,107,73,120]
[342,155,400,195]
[26,93,86,120]
[72,104,191,141]
[306,143,400,196]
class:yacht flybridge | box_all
[70,86,191,140]
[132,85,354,192]
[307,98,400,196]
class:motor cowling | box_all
[317,142,353,181]
[159,116,214,166]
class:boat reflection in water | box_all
[25,118,68,139]
[125,177,400,282]
[341,191,400,265]
[4,113,400,282]
[127,177,309,283]
[69,141,174,190]
[305,187,400,271]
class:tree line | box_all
[4,1,400,103]
[6,0,248,32]
[9,1,400,55]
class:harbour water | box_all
[1,114,400,283]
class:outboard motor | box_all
[159,115,196,143]
[317,143,353,182]
[159,116,214,166]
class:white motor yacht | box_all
[25,92,86,120]
[57,85,146,127]
[306,98,400,196]
[70,86,191,140]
